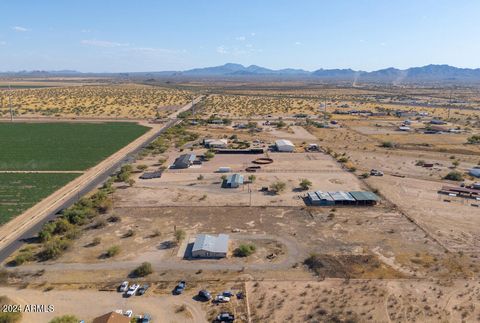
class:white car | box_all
[124,310,133,318]
[119,281,129,292]
[126,284,140,297]
[215,295,231,303]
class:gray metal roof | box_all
[192,234,229,253]
[315,191,334,201]
[174,153,196,166]
[328,191,355,201]
[469,168,480,178]
[349,191,380,201]
[227,174,244,186]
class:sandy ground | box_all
[116,152,364,207]
[367,175,480,252]
[0,286,207,323]
[246,279,480,323]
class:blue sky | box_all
[1,0,479,72]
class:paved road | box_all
[0,97,203,264]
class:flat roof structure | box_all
[173,153,196,169]
[328,191,355,201]
[349,191,380,201]
[192,234,229,258]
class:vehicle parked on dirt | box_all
[173,280,186,295]
[126,284,140,297]
[137,284,149,295]
[124,310,133,318]
[215,295,231,303]
[216,312,235,322]
[118,281,129,292]
[198,289,212,301]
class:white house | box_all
[275,139,295,152]
[191,234,229,258]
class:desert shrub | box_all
[299,179,312,190]
[337,156,349,163]
[136,164,148,171]
[123,229,135,238]
[49,315,79,323]
[105,245,120,258]
[467,134,480,144]
[381,141,395,148]
[270,181,286,194]
[174,229,186,244]
[40,238,72,260]
[0,296,22,323]
[132,262,153,277]
[204,151,215,160]
[444,171,464,181]
[234,244,256,257]
[91,237,101,246]
[13,250,34,266]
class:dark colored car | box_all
[137,284,149,295]
[216,312,235,322]
[173,281,186,295]
[222,291,234,297]
[140,313,151,323]
[198,289,212,301]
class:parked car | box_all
[126,284,140,297]
[173,281,186,295]
[216,312,235,322]
[215,295,230,303]
[118,281,129,292]
[370,169,384,176]
[137,284,149,295]
[124,310,133,318]
[236,292,244,299]
[222,291,234,297]
[198,289,212,301]
[140,314,151,323]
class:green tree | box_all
[234,244,256,257]
[444,171,463,181]
[174,228,186,244]
[248,175,256,183]
[105,245,120,258]
[132,262,153,277]
[299,178,312,190]
[270,181,286,194]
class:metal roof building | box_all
[192,234,229,258]
[222,173,244,188]
[349,191,380,205]
[469,168,480,178]
[328,191,356,205]
[275,139,295,152]
[172,153,196,169]
[307,191,335,206]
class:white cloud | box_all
[81,29,92,33]
[216,45,228,55]
[294,41,302,45]
[0,41,6,46]
[81,39,129,47]
[12,26,29,32]
[380,42,387,47]
[236,36,246,41]
[246,43,253,48]
[250,32,256,37]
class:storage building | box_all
[222,174,244,188]
[192,234,229,258]
[275,139,295,152]
[469,168,480,178]
[204,139,228,149]
[172,154,196,169]
[307,191,335,206]
[328,191,356,205]
[349,191,380,205]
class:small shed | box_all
[275,139,295,152]
[192,234,229,258]
[173,153,196,169]
[349,191,380,205]
[222,174,244,188]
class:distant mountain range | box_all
[3,64,480,84]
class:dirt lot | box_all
[116,152,364,207]
[246,279,480,323]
